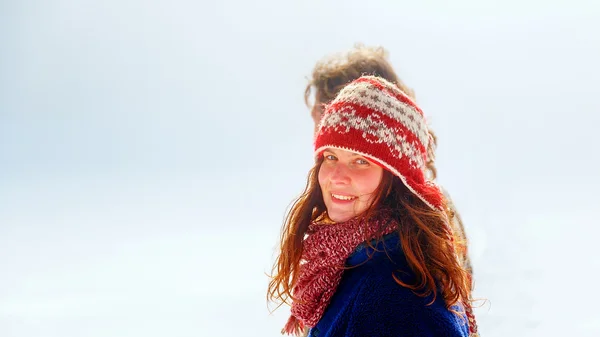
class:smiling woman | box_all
[267,76,479,337]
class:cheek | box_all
[357,170,383,196]
[317,166,328,190]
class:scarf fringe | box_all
[464,299,479,337]
[281,315,304,336]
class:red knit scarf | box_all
[282,214,397,335]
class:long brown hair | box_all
[267,158,471,314]
[267,159,325,308]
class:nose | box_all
[329,162,350,185]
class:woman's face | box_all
[318,148,384,223]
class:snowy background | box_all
[1,0,599,336]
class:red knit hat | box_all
[314,75,444,211]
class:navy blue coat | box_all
[307,234,469,337]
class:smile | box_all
[331,193,357,201]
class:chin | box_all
[328,213,354,223]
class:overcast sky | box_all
[1,1,599,336]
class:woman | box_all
[268,76,479,336]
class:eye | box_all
[324,154,337,161]
[355,158,369,165]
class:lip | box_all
[330,193,357,204]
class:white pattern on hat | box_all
[318,106,425,169]
[333,82,429,147]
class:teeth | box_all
[332,194,356,201]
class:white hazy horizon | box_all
[2,1,599,336]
